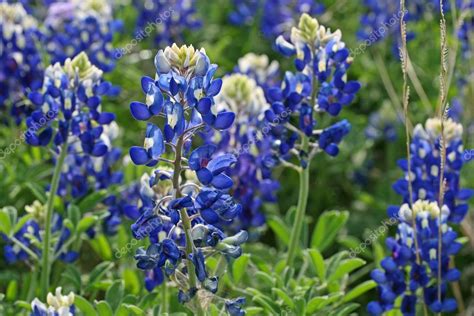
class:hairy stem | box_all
[173,135,204,316]
[40,141,68,299]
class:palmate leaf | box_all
[232,253,250,283]
[327,258,366,283]
[75,295,97,316]
[311,210,349,252]
[343,280,376,302]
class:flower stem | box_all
[286,136,310,266]
[40,141,68,299]
[161,282,168,314]
[173,135,205,316]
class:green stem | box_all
[161,282,168,314]
[286,136,310,266]
[173,136,205,316]
[40,141,68,299]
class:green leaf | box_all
[89,234,113,260]
[343,280,376,302]
[0,208,13,236]
[123,269,141,295]
[252,296,278,315]
[75,296,97,316]
[106,280,124,311]
[122,304,144,315]
[6,280,17,301]
[306,293,343,314]
[327,258,366,283]
[255,271,275,288]
[246,307,265,316]
[333,303,360,315]
[311,211,349,252]
[25,182,47,203]
[86,261,114,291]
[233,254,250,283]
[267,216,290,246]
[307,249,325,281]
[14,300,31,310]
[13,214,33,234]
[77,216,98,234]
[78,190,107,213]
[272,288,294,309]
[67,204,81,227]
[95,301,113,316]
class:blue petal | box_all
[197,97,211,114]
[211,174,233,189]
[207,154,237,174]
[207,79,222,96]
[130,101,151,120]
[214,112,235,130]
[130,146,149,165]
[141,76,155,93]
[201,208,219,224]
[197,168,213,185]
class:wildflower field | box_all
[0,0,473,315]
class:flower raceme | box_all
[27,52,116,154]
[368,201,462,315]
[128,44,247,310]
[369,118,473,315]
[391,118,473,223]
[268,14,360,166]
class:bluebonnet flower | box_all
[133,0,201,47]
[102,183,142,236]
[391,118,472,223]
[203,73,280,233]
[57,122,123,199]
[234,53,280,102]
[368,116,471,315]
[0,2,43,124]
[368,200,462,315]
[31,287,75,316]
[266,14,360,166]
[129,44,247,311]
[26,52,116,156]
[1,202,78,264]
[43,0,122,72]
[365,102,400,142]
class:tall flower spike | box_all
[129,44,247,313]
[368,117,471,315]
[269,13,360,165]
[270,13,360,266]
